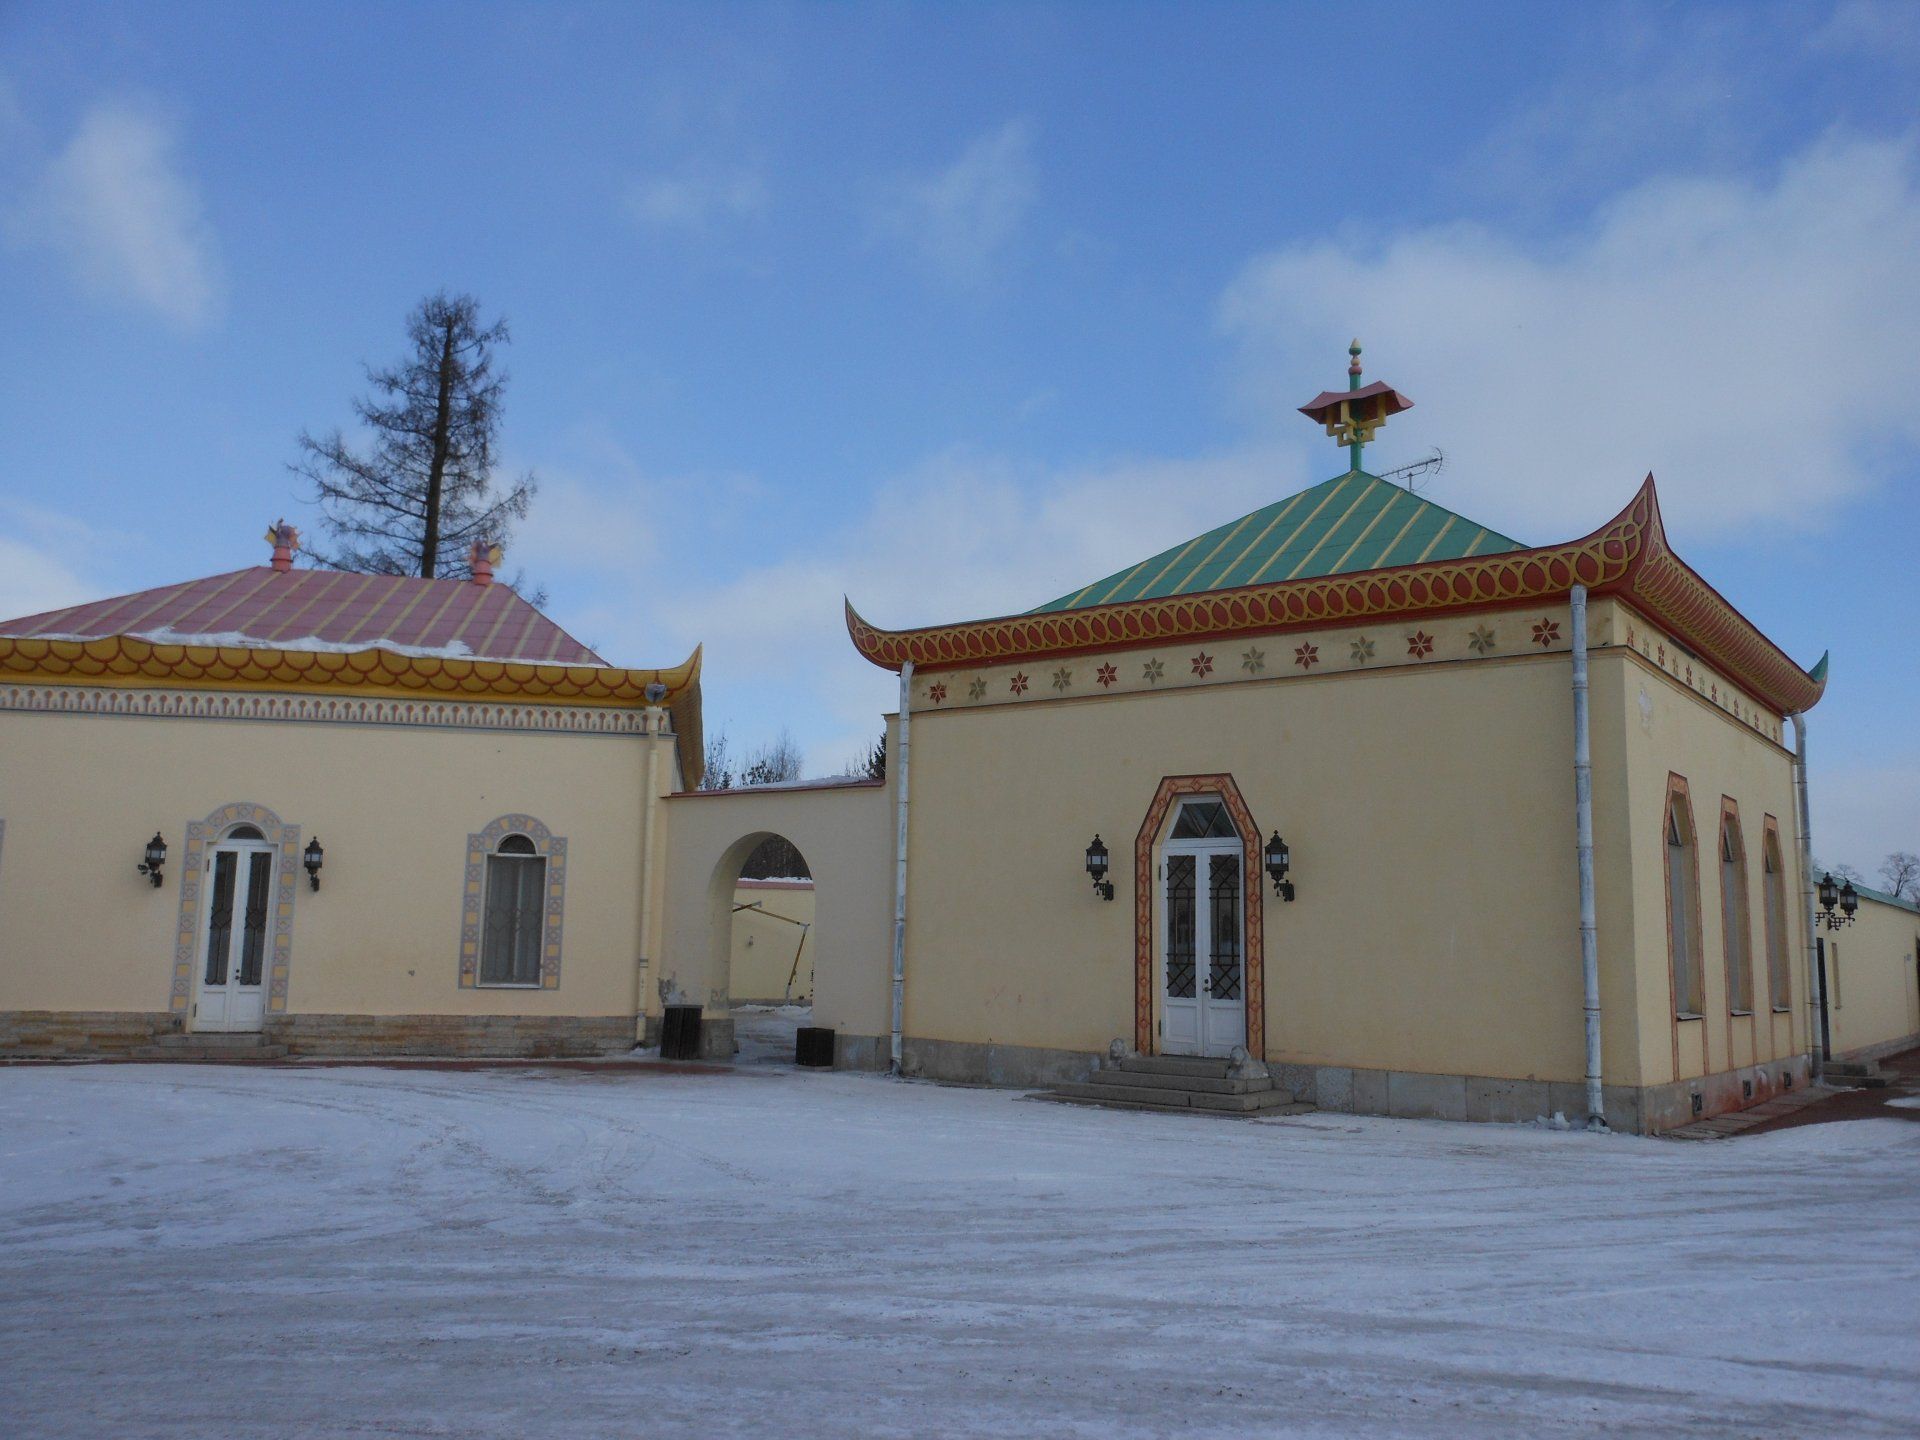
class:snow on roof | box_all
[0,566,606,666]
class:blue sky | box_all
[1,1,1915,872]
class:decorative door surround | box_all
[1133,774,1264,1057]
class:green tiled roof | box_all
[1031,469,1526,613]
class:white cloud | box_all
[7,102,221,329]
[624,167,768,233]
[878,120,1038,283]
[530,442,1307,776]
[672,446,1304,772]
[0,502,116,624]
[1219,134,1920,541]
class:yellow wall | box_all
[902,619,1631,1084]
[1611,638,1807,1088]
[731,881,816,1002]
[660,777,894,1039]
[0,702,680,1023]
[1824,893,1920,1059]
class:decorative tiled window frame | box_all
[459,815,567,989]
[171,802,302,1015]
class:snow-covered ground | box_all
[2,1065,1916,1439]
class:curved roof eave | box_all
[846,476,1826,716]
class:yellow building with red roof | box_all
[0,529,697,1057]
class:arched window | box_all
[481,833,546,986]
[1761,823,1790,1012]
[225,823,266,841]
[1720,806,1751,1015]
[1665,781,1704,1018]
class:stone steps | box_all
[1034,1092,1316,1120]
[1045,1080,1304,1114]
[1822,1063,1892,1089]
[130,1033,289,1061]
[1035,1049,1312,1120]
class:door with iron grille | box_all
[1160,800,1247,1057]
[194,831,274,1032]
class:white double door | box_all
[1161,840,1246,1057]
[194,839,274,1032]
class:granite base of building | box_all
[1633,1053,1814,1132]
[1289,1055,1813,1134]
[265,1013,635,1058]
[892,1034,1824,1135]
[1832,1029,1920,1069]
[900,1036,1101,1088]
[831,1031,891,1072]
[1297,1063,1643,1133]
[0,1010,182,1057]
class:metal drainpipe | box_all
[1791,713,1824,1082]
[890,661,913,1074]
[1570,585,1606,1131]
[634,708,664,1044]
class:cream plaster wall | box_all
[1611,633,1807,1089]
[659,778,893,1039]
[0,703,678,1023]
[900,625,1637,1086]
[731,881,816,1003]
[1823,894,1920,1059]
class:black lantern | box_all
[1084,834,1114,901]
[303,836,325,891]
[1817,872,1857,930]
[137,831,167,888]
[1264,831,1294,901]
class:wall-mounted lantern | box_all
[1264,831,1294,901]
[1084,834,1114,901]
[1817,872,1857,931]
[303,837,325,891]
[137,832,168,888]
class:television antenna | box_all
[1380,447,1445,495]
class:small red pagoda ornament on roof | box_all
[1298,340,1413,472]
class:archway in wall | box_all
[712,831,817,1064]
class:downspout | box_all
[634,706,664,1044]
[1791,713,1824,1081]
[1570,585,1606,1131]
[890,661,914,1074]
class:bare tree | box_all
[1818,859,1866,886]
[700,728,736,791]
[843,730,886,781]
[1880,851,1920,902]
[743,729,805,787]
[741,836,811,881]
[294,292,537,583]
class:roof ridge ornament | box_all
[264,519,300,574]
[1297,340,1414,473]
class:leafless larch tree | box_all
[293,292,539,589]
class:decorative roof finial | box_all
[1298,343,1414,473]
[264,518,300,574]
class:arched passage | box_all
[660,778,895,1065]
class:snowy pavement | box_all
[2,1065,1917,1439]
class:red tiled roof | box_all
[0,567,606,665]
